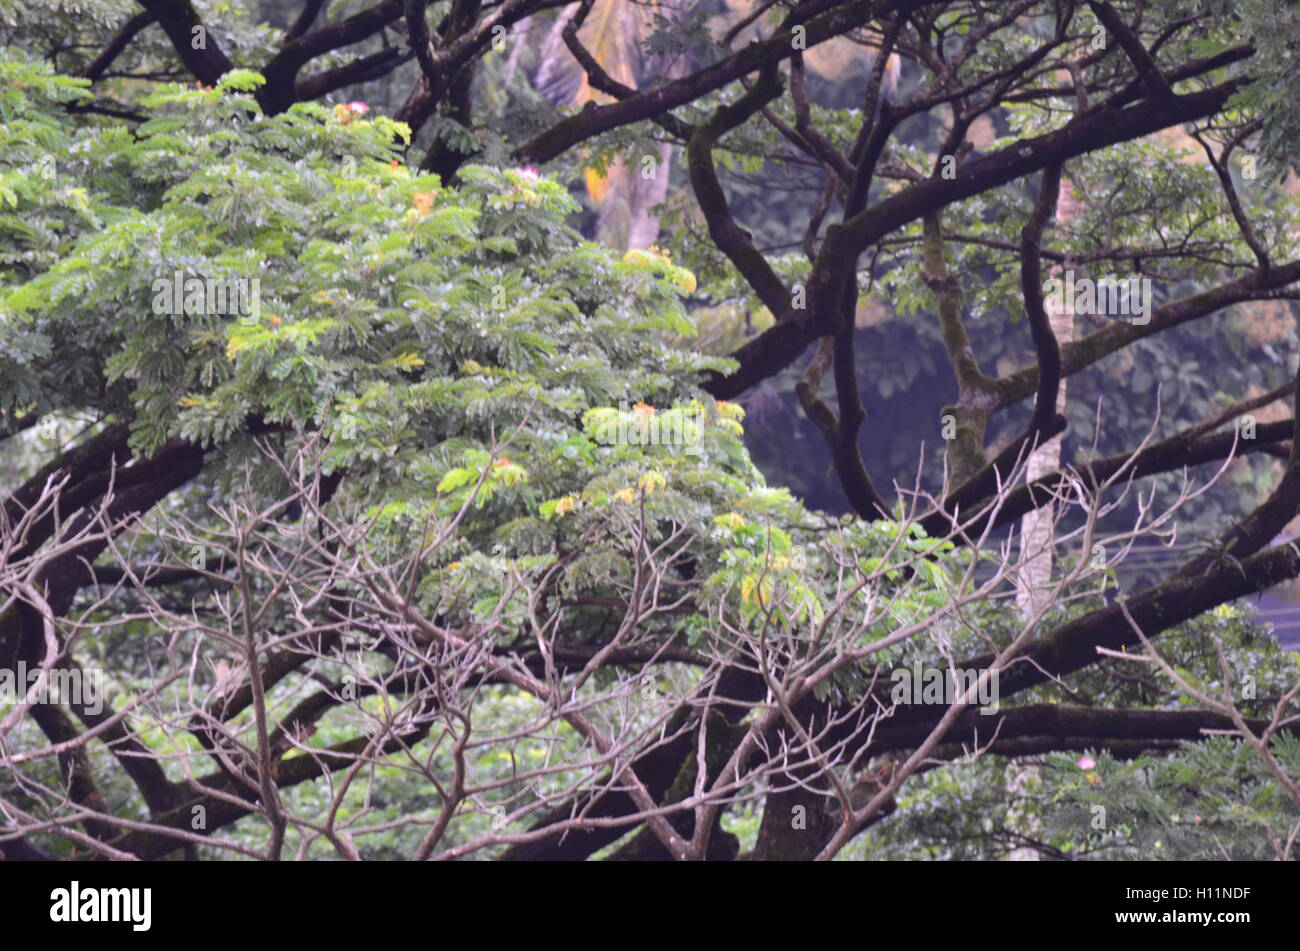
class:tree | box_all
[3,0,1300,860]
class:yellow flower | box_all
[716,401,746,421]
[741,575,772,611]
[638,471,666,495]
[714,512,747,530]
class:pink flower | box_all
[516,166,539,180]
[1077,756,1097,770]
[333,102,370,125]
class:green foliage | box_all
[5,1,1300,861]
[0,56,965,857]
[852,604,1300,860]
